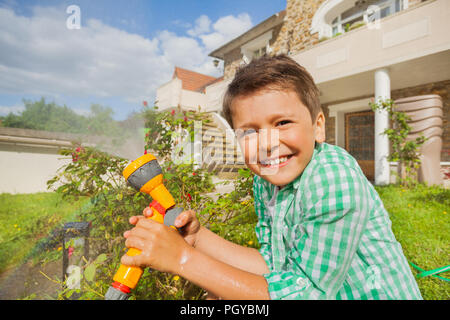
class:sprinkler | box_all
[104,153,183,300]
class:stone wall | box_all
[223,23,284,80]
[223,0,430,78]
[322,105,335,146]
[223,0,326,79]
[271,0,326,55]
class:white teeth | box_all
[262,156,289,166]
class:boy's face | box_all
[232,89,325,187]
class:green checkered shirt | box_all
[254,142,422,300]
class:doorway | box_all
[345,110,375,181]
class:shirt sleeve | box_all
[263,162,372,300]
[253,175,273,271]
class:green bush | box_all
[46,106,256,300]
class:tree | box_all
[1,98,125,137]
[2,98,85,133]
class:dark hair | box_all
[222,54,321,128]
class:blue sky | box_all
[0,0,286,120]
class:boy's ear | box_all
[314,111,326,143]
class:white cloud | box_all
[214,13,252,38]
[200,13,253,51]
[187,15,211,37]
[0,6,170,104]
[158,30,206,68]
[0,7,252,113]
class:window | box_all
[241,30,273,63]
[330,0,404,36]
[253,46,267,59]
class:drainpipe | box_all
[374,68,390,185]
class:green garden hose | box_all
[409,261,450,282]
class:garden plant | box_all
[370,98,426,187]
[12,103,446,300]
[45,105,258,300]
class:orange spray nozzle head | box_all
[122,153,175,209]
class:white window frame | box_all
[311,0,408,38]
[332,0,404,36]
[241,30,273,63]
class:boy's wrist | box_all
[193,225,207,248]
[174,243,196,277]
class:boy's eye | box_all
[236,128,257,139]
[243,129,257,137]
[277,120,291,126]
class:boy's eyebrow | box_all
[236,112,294,129]
[235,121,257,129]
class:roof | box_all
[209,10,286,60]
[173,67,220,92]
[196,76,224,93]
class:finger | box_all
[124,236,146,251]
[174,210,194,228]
[143,207,154,217]
[127,226,155,240]
[123,227,148,239]
[129,215,145,225]
[120,252,145,267]
[135,216,160,230]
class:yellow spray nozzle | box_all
[123,153,175,210]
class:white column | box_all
[374,68,390,185]
[193,120,202,170]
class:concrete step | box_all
[202,145,239,153]
[202,153,245,162]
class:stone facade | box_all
[223,0,429,79]
[223,0,326,79]
[271,0,326,55]
[223,23,284,80]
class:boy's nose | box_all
[258,129,280,157]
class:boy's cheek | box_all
[239,138,258,165]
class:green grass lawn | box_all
[375,184,450,300]
[0,185,448,299]
[0,192,88,273]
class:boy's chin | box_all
[258,169,300,187]
[246,163,301,187]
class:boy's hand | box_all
[142,207,201,248]
[121,216,190,274]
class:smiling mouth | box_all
[259,154,294,168]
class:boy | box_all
[121,55,422,300]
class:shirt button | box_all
[296,277,307,288]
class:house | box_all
[156,66,223,112]
[157,0,450,186]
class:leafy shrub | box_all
[370,99,426,187]
[47,106,256,300]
